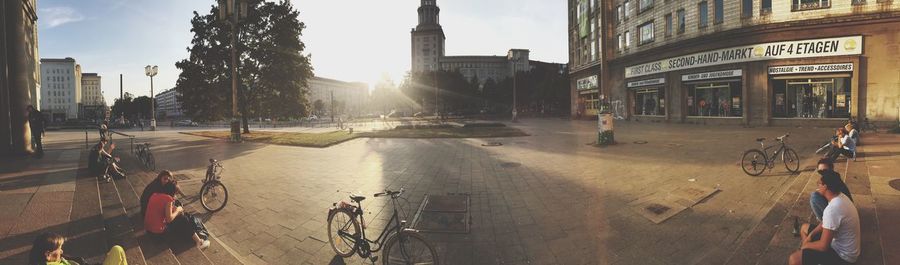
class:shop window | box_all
[634,88,665,116]
[677,9,686,33]
[698,1,709,28]
[793,0,830,11]
[687,82,743,117]
[772,78,851,119]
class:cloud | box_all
[40,7,86,28]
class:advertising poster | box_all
[836,94,846,108]
[775,94,785,106]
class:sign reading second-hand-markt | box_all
[625,36,862,78]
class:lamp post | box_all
[144,65,158,130]
[511,56,519,122]
[218,0,248,142]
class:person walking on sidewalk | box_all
[26,105,45,158]
[29,232,127,265]
[809,158,854,222]
[789,170,861,265]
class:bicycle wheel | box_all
[200,181,228,212]
[327,208,359,258]
[146,152,156,171]
[782,148,800,174]
[741,149,767,176]
[383,231,439,265]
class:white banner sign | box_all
[682,69,743,82]
[626,36,862,78]
[627,77,665,88]
[577,75,598,91]
[768,63,853,75]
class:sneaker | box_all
[198,239,210,250]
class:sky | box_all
[37,0,568,105]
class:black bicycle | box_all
[327,188,439,265]
[741,134,801,176]
[200,159,228,212]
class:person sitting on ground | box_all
[99,123,109,141]
[140,170,178,217]
[144,182,210,249]
[788,170,861,265]
[809,158,854,223]
[94,139,126,181]
[845,123,859,146]
[826,128,856,161]
[29,232,127,265]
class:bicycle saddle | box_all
[209,159,217,163]
[755,138,766,142]
[350,195,366,202]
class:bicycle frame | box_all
[759,140,787,164]
[338,196,405,253]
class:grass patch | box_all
[183,126,528,148]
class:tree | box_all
[175,0,314,132]
[313,100,325,115]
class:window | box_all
[639,22,655,45]
[634,88,665,116]
[617,34,624,51]
[639,0,654,12]
[625,31,632,49]
[761,0,772,14]
[688,82,743,117]
[792,0,831,11]
[664,13,673,36]
[698,1,709,28]
[616,5,622,23]
[677,9,686,33]
[851,0,865,4]
[623,1,631,20]
[773,78,850,118]
[714,0,724,24]
[742,0,753,17]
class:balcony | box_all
[792,0,830,11]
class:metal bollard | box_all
[85,131,88,149]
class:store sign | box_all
[577,75,598,91]
[625,36,863,78]
[627,77,665,88]
[682,69,743,82]
[768,63,853,75]
[579,89,599,95]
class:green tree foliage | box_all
[175,0,313,126]
[110,93,153,122]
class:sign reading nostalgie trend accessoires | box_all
[682,69,742,82]
[625,36,862,78]
[577,75,598,91]
[768,63,853,75]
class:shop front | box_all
[576,75,600,117]
[626,77,666,117]
[769,63,853,119]
[682,69,743,118]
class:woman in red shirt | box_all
[144,182,210,249]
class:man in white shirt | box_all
[789,170,861,264]
[827,128,856,161]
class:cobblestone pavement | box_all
[102,119,834,264]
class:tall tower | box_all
[411,0,445,73]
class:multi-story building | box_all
[570,0,900,126]
[154,88,184,121]
[411,0,547,85]
[40,58,82,121]
[568,0,605,117]
[305,77,369,116]
[80,73,103,106]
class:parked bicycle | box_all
[859,117,879,133]
[327,188,439,265]
[200,158,229,212]
[134,143,156,171]
[741,134,801,176]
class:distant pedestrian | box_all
[26,105,45,158]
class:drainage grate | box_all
[482,142,503,146]
[500,162,521,168]
[646,204,671,215]
[890,179,900,192]
[633,140,649,144]
[411,194,470,234]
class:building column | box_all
[4,0,34,156]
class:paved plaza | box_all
[2,118,898,264]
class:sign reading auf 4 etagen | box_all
[625,36,862,78]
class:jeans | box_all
[810,191,828,222]
[31,133,43,154]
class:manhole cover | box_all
[412,194,470,234]
[500,162,521,168]
[482,142,503,146]
[634,141,649,144]
[646,203,671,215]
[889,179,900,191]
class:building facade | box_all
[81,73,103,106]
[568,0,605,117]
[40,58,82,121]
[570,0,900,126]
[155,88,184,121]
[411,0,544,85]
[305,77,369,116]
[1,0,40,156]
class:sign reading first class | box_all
[625,36,863,78]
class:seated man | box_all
[826,128,856,161]
[95,139,126,181]
[789,170,860,265]
[809,158,853,223]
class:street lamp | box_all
[144,65,158,130]
[218,0,248,142]
[511,55,519,122]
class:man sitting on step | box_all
[789,170,861,265]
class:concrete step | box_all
[64,150,111,264]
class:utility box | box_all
[598,113,614,145]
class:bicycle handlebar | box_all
[374,188,404,198]
[776,134,790,141]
